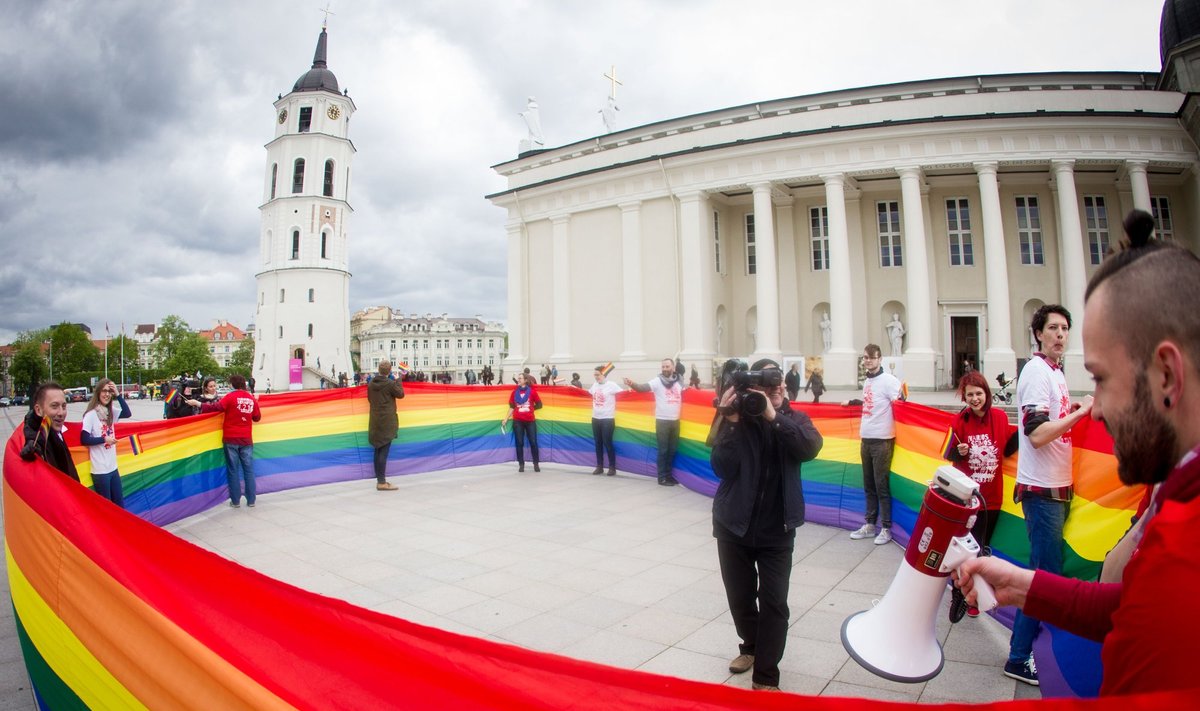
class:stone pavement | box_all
[0,392,1038,706]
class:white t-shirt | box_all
[1016,355,1073,488]
[860,371,903,439]
[648,376,683,420]
[81,406,119,475]
[589,380,624,419]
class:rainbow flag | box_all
[939,425,958,461]
[5,383,1157,705]
[600,362,615,377]
[126,433,143,455]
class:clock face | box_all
[277,109,288,124]
[327,105,341,120]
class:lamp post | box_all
[44,340,53,382]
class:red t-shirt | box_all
[508,385,541,422]
[202,389,262,445]
[949,406,1015,510]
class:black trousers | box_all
[655,418,680,479]
[373,442,391,483]
[592,417,616,468]
[717,539,793,687]
[513,419,539,465]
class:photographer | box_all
[709,359,823,691]
[163,376,202,419]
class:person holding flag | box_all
[79,378,132,507]
[19,382,80,481]
[589,363,624,476]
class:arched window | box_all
[278,326,283,338]
[323,160,334,197]
[292,158,305,193]
[291,230,300,260]
[270,163,278,199]
[320,233,328,259]
[308,288,314,302]
[307,323,314,338]
[214,332,221,341]
[279,288,285,302]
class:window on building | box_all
[291,230,300,259]
[260,292,264,305]
[810,206,830,271]
[298,106,312,133]
[457,339,462,348]
[1084,195,1110,265]
[292,159,305,193]
[1151,196,1174,240]
[323,160,334,197]
[320,233,327,259]
[1015,196,1044,265]
[270,164,278,200]
[877,201,902,267]
[307,288,314,303]
[458,356,463,366]
[308,323,313,338]
[214,332,221,341]
[713,210,722,274]
[744,213,756,275]
[946,198,974,266]
[260,354,266,368]
[279,288,285,302]
[278,326,283,338]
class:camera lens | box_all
[740,391,767,417]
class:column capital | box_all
[819,173,846,187]
[504,220,525,235]
[674,189,707,204]
[1124,159,1150,172]
[973,161,1000,176]
[1050,158,1076,174]
[618,200,642,213]
[895,165,925,181]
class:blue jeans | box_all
[655,419,680,479]
[225,443,256,505]
[92,470,125,508]
[1008,494,1069,663]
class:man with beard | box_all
[710,359,823,691]
[625,358,685,486]
[19,382,80,481]
[1002,304,1094,685]
[955,211,1200,696]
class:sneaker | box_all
[751,683,780,691]
[874,528,893,545]
[1003,658,1039,686]
[592,467,604,475]
[849,524,877,540]
[533,464,541,472]
[229,502,241,508]
[248,502,256,508]
[948,586,968,623]
[606,468,616,476]
[728,654,754,674]
[376,482,398,491]
[518,464,525,472]
[658,476,678,487]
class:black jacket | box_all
[710,400,822,542]
[20,409,81,482]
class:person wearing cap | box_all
[588,364,624,476]
[710,358,823,691]
[367,360,406,491]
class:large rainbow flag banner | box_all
[4,384,1184,709]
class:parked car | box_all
[12,395,29,407]
[0,397,10,407]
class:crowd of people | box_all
[14,208,1197,697]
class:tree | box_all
[103,334,141,380]
[48,322,100,377]
[9,338,48,395]
[228,337,255,376]
[153,315,193,367]
[162,332,219,377]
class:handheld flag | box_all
[600,362,615,377]
[126,433,144,455]
[940,427,959,461]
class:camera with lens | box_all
[714,360,783,418]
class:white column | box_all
[896,167,936,388]
[821,173,857,387]
[974,162,1016,383]
[774,195,800,354]
[677,191,712,362]
[1050,160,1089,390]
[619,201,646,361]
[749,182,781,362]
[1125,159,1152,212]
[550,214,572,361]
[503,220,527,366]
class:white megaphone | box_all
[841,465,998,683]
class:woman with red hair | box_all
[946,370,1017,618]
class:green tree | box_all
[162,332,219,377]
[153,315,193,367]
[48,322,100,377]
[9,337,48,394]
[102,334,141,376]
[227,337,255,375]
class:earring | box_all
[1164,396,1172,409]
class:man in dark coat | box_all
[20,381,80,482]
[710,359,823,691]
[367,360,406,491]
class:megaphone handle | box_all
[972,573,998,612]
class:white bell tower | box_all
[253,25,355,390]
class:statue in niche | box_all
[599,95,619,133]
[819,312,832,353]
[518,96,545,153]
[715,314,724,354]
[887,313,906,356]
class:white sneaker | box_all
[849,524,877,540]
[874,528,893,545]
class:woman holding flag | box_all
[943,370,1017,618]
[79,378,132,507]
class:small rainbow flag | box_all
[600,362,615,377]
[901,381,910,400]
[39,416,51,440]
[126,433,144,455]
[164,387,179,404]
[939,425,958,460]
[396,361,410,375]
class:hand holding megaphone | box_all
[940,536,998,613]
[953,556,1035,610]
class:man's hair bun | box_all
[1123,209,1155,249]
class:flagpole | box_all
[104,323,110,381]
[120,323,126,390]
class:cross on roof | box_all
[604,65,623,99]
[319,2,336,29]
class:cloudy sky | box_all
[0,0,1166,343]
